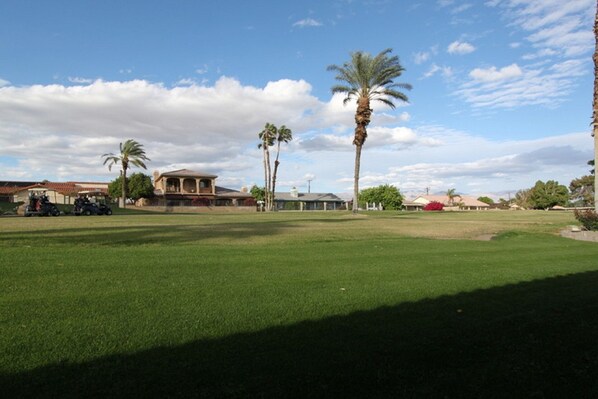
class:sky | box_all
[0,0,595,200]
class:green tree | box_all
[328,48,411,213]
[107,173,154,201]
[359,184,404,210]
[529,180,569,210]
[569,174,594,206]
[128,173,154,200]
[108,175,125,199]
[477,196,494,205]
[102,139,150,208]
[250,185,265,202]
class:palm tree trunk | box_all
[272,160,280,211]
[265,148,272,211]
[262,146,268,212]
[271,141,283,212]
[120,169,127,208]
[352,97,371,213]
[594,0,598,210]
[353,144,362,213]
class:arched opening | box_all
[183,178,196,193]
[199,179,212,193]
[166,178,180,193]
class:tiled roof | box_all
[413,195,489,207]
[158,169,218,178]
[215,186,253,198]
[0,181,108,195]
[274,192,344,202]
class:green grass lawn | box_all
[1,211,597,398]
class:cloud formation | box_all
[293,18,323,28]
[447,40,476,54]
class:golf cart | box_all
[24,189,60,217]
[72,191,113,216]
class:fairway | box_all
[1,211,598,398]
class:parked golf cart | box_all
[72,191,113,216]
[24,190,60,217]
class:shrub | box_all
[574,209,598,231]
[192,197,211,207]
[424,201,444,211]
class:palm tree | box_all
[328,48,411,212]
[271,125,293,209]
[446,188,461,207]
[258,123,276,211]
[594,0,598,210]
[102,139,150,208]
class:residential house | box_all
[152,169,254,207]
[411,195,490,211]
[273,187,345,211]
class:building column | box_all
[179,178,184,193]
[195,178,200,194]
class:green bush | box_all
[574,209,598,231]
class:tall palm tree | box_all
[258,123,276,211]
[271,125,293,210]
[594,0,598,210]
[102,139,150,208]
[328,48,411,212]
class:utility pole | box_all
[307,179,312,193]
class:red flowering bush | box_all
[423,201,444,211]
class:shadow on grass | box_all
[2,224,284,246]
[3,271,598,398]
[2,218,359,246]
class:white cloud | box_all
[293,18,323,27]
[437,0,454,7]
[459,59,587,108]
[422,64,453,79]
[469,63,522,82]
[68,77,93,84]
[0,78,9,87]
[175,78,197,86]
[447,40,476,54]
[451,3,473,14]
[0,75,591,197]
[487,0,594,58]
[413,51,430,64]
[195,65,209,74]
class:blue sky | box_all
[0,0,595,199]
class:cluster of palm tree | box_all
[102,139,150,208]
[258,123,293,211]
